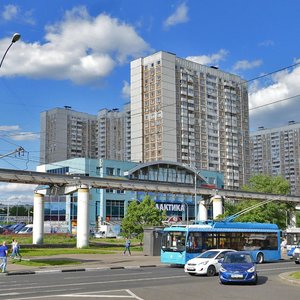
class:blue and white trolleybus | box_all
[161,221,281,265]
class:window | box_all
[106,167,114,176]
[106,200,124,220]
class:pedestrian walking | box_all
[123,237,131,256]
[11,239,22,260]
[0,241,8,273]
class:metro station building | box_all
[36,158,224,230]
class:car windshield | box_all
[223,253,253,263]
[197,250,218,259]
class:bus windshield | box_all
[161,231,186,252]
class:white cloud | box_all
[259,40,275,47]
[186,49,228,66]
[0,125,20,131]
[122,80,130,99]
[0,183,35,204]
[0,6,150,85]
[2,4,19,21]
[0,126,39,141]
[233,59,262,71]
[10,132,40,141]
[249,63,300,130]
[163,2,189,28]
[1,4,35,25]
[0,183,35,193]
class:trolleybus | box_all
[161,221,281,265]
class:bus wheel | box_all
[256,252,264,264]
[207,265,216,277]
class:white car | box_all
[184,249,236,276]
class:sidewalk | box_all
[3,252,164,276]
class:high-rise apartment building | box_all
[40,106,98,164]
[41,104,131,164]
[250,121,300,195]
[98,103,131,161]
[130,51,250,189]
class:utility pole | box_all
[0,146,25,159]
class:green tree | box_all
[219,175,295,229]
[121,195,166,241]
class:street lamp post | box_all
[6,202,9,223]
[194,172,197,221]
[0,33,21,68]
[183,202,189,226]
[0,33,21,225]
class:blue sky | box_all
[1,0,300,204]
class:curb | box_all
[5,264,164,276]
[279,272,300,286]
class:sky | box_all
[0,0,300,204]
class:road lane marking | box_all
[258,266,300,272]
[0,293,20,296]
[0,275,188,293]
[63,271,154,280]
[56,289,144,299]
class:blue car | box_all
[219,251,258,285]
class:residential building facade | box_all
[97,103,131,161]
[40,106,98,164]
[40,104,131,164]
[250,121,300,195]
[130,51,250,190]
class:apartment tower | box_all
[130,51,250,189]
[250,121,300,195]
[97,103,131,161]
[40,106,98,164]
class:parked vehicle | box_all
[184,249,236,276]
[219,251,258,285]
[1,224,13,234]
[293,246,300,264]
[93,224,120,238]
[18,224,33,234]
[12,223,26,233]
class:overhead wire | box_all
[1,60,300,174]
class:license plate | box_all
[231,274,243,279]
[187,268,195,271]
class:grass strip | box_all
[289,272,300,279]
[12,259,82,267]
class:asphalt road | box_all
[0,260,299,300]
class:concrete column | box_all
[33,192,44,245]
[77,186,90,248]
[212,195,223,219]
[199,200,208,221]
[65,194,71,233]
[289,211,297,228]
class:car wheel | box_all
[252,275,258,285]
[256,252,264,264]
[295,261,299,264]
[207,265,216,277]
